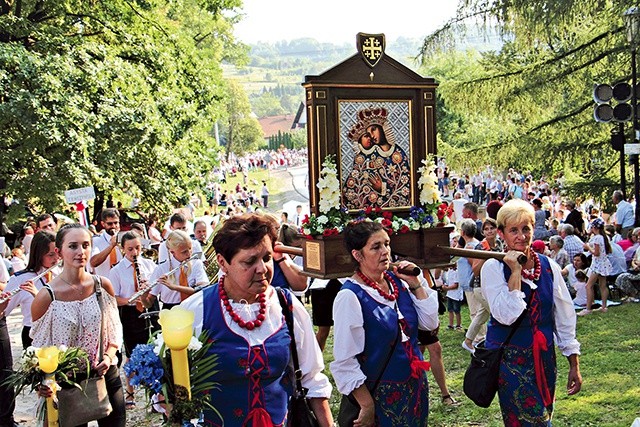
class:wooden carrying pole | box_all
[276,245,421,276]
[437,246,527,265]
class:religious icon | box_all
[340,103,412,210]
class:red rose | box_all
[364,206,373,215]
[400,225,410,233]
[374,207,383,214]
[506,412,521,427]
[381,218,392,228]
[382,211,393,220]
[301,214,310,224]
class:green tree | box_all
[290,129,307,149]
[251,91,286,117]
[0,0,246,220]
[419,0,634,202]
[222,79,262,160]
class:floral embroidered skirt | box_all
[498,346,557,427]
[372,373,429,427]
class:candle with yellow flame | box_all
[37,346,60,427]
[159,307,194,399]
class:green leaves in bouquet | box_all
[156,330,221,424]
[3,346,90,395]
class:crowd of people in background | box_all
[0,152,638,426]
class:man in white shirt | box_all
[451,192,468,224]
[90,208,122,277]
[290,205,303,227]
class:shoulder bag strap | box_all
[275,288,305,397]
[370,306,401,393]
[502,288,535,348]
[93,276,105,361]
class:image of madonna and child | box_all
[343,107,411,209]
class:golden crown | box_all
[347,107,389,142]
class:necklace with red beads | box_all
[521,251,541,281]
[218,276,266,330]
[356,269,398,301]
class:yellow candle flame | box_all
[37,346,60,374]
[159,307,194,350]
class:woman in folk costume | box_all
[481,199,582,426]
[181,213,333,426]
[331,220,439,427]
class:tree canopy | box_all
[419,0,636,204]
[0,0,248,219]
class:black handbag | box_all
[463,290,534,408]
[57,276,113,425]
[337,308,401,427]
[276,289,319,427]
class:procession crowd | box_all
[0,153,636,427]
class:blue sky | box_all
[234,0,460,45]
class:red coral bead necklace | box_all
[521,251,541,281]
[219,276,266,330]
[356,269,398,301]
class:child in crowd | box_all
[10,247,26,272]
[442,266,463,330]
[573,269,589,307]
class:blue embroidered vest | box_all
[202,284,293,427]
[486,255,555,349]
[341,272,423,384]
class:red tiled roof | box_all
[257,115,295,138]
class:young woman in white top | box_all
[31,223,125,426]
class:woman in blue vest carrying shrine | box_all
[181,213,333,427]
[480,199,582,426]
[331,220,439,426]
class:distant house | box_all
[257,102,306,141]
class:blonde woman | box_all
[147,230,208,309]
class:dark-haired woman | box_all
[3,231,59,349]
[31,223,125,426]
[331,220,439,427]
[181,213,333,426]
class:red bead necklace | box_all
[521,251,541,281]
[219,276,267,330]
[356,270,398,301]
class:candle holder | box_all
[159,307,195,399]
[36,346,60,427]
